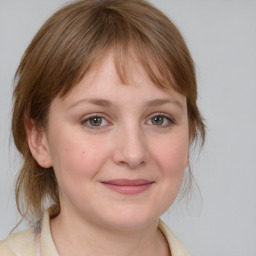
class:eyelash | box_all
[80,113,110,130]
[146,113,175,127]
[80,113,175,129]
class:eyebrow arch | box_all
[145,99,184,110]
[69,98,114,109]
[68,98,184,110]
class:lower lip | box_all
[101,183,154,194]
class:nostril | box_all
[118,158,146,169]
[112,129,148,169]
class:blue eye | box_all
[147,115,174,126]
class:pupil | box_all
[90,117,102,126]
[153,116,163,125]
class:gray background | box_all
[0,1,256,255]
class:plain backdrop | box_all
[0,1,256,255]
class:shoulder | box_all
[0,228,36,256]
[158,219,190,256]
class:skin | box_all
[27,54,190,256]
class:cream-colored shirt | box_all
[0,210,190,256]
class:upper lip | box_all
[101,179,154,186]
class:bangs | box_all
[58,8,177,98]
[14,0,197,131]
[113,39,176,91]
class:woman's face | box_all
[42,54,190,230]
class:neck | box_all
[50,209,170,256]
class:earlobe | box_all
[25,119,52,168]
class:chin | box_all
[97,207,160,231]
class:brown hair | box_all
[12,0,205,224]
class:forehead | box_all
[58,54,186,110]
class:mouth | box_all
[101,179,155,194]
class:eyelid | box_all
[80,112,175,129]
[146,112,175,126]
[80,113,111,129]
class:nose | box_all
[112,125,148,169]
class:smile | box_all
[101,179,155,194]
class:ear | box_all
[25,119,52,168]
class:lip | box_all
[101,179,154,194]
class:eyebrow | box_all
[145,99,184,109]
[68,98,184,110]
[69,98,113,109]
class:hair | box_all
[12,0,205,225]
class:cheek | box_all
[152,134,189,175]
[55,137,109,176]
[147,133,189,214]
[49,135,111,201]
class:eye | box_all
[147,114,174,127]
[81,115,109,129]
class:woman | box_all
[0,0,205,255]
